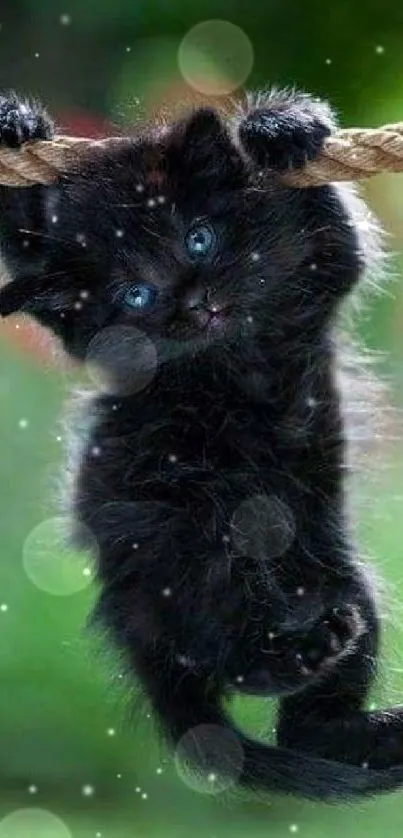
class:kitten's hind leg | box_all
[277,584,403,769]
[237,87,335,171]
[124,632,403,800]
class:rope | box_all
[1,123,403,187]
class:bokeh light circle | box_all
[178,20,254,95]
[0,809,71,837]
[230,494,296,560]
[174,723,244,794]
[23,516,97,596]
[85,326,158,396]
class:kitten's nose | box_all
[183,286,209,311]
[183,286,225,314]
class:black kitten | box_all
[0,89,402,801]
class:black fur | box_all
[0,88,401,801]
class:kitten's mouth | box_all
[188,305,229,334]
[206,313,226,332]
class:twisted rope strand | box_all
[1,123,403,187]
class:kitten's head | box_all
[0,107,359,384]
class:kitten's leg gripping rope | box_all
[1,124,403,187]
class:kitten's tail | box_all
[236,728,403,800]
[163,698,403,801]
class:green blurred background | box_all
[0,1,403,836]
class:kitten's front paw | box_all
[238,92,334,171]
[0,93,53,148]
[295,605,364,676]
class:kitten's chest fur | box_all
[75,350,342,544]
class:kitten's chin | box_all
[169,313,238,343]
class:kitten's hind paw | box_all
[238,90,334,171]
[0,93,54,148]
[295,605,364,676]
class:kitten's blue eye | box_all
[123,283,157,311]
[185,222,216,260]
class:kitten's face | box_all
[0,109,312,370]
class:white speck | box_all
[157,196,166,204]
[309,262,317,271]
[0,604,8,613]
[307,396,317,408]
[222,534,230,543]
[147,198,156,208]
[115,229,124,238]
[74,301,82,310]
[56,435,62,442]
[18,418,29,429]
[268,631,275,640]
[272,727,276,734]
[289,825,299,834]
[156,767,163,774]
[96,833,102,838]
[107,728,116,737]
[126,46,131,52]
[28,784,38,794]
[112,404,118,411]
[15,324,20,329]
[76,233,87,247]
[117,773,122,779]
[375,45,385,54]
[91,446,101,457]
[136,184,144,193]
[135,786,141,793]
[208,772,217,783]
[82,784,95,797]
[141,792,148,799]
[82,567,92,578]
[80,290,89,299]
[168,453,177,463]
[162,587,172,597]
[251,251,260,262]
[51,214,58,224]
[34,52,40,58]
[296,586,305,596]
[146,713,151,718]
[132,542,139,550]
[369,702,377,711]
[22,239,30,248]
[325,58,332,65]
[246,315,254,323]
[60,13,71,25]
[259,278,266,286]
[235,675,244,683]
[362,760,369,769]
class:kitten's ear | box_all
[181,108,228,144]
[168,107,245,186]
